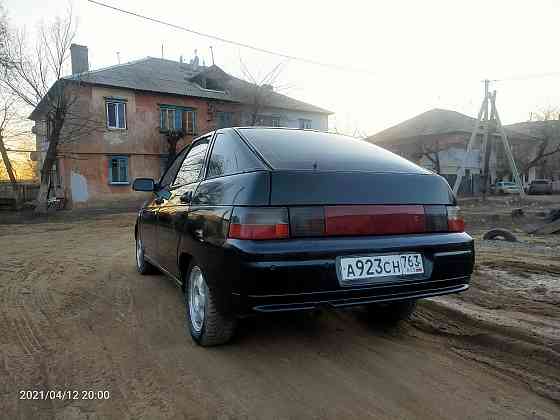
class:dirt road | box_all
[1,212,559,419]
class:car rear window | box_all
[237,128,429,173]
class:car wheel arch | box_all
[179,253,193,291]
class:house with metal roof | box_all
[30,45,331,208]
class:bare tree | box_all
[238,59,285,126]
[2,7,103,212]
[0,1,8,67]
[410,138,454,174]
[165,129,185,169]
[510,108,560,178]
[0,89,21,185]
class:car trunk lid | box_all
[269,171,455,206]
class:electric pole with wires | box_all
[453,81,525,198]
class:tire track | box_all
[2,264,41,355]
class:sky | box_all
[4,0,560,137]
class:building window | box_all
[298,118,312,129]
[106,100,127,129]
[161,108,180,131]
[160,106,196,135]
[109,155,129,184]
[252,115,281,127]
[216,111,233,129]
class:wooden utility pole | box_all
[479,80,492,199]
[491,91,525,197]
[453,82,525,198]
[453,90,488,196]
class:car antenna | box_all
[312,161,318,170]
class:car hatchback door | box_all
[156,136,212,278]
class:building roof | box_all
[505,120,557,139]
[64,57,331,115]
[366,108,538,145]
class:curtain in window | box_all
[107,103,117,127]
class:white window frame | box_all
[161,108,180,131]
[106,101,127,130]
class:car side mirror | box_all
[132,178,155,192]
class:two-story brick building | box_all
[31,45,331,208]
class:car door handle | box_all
[180,191,193,203]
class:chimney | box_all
[70,44,89,74]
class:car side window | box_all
[159,147,189,190]
[207,131,264,178]
[172,138,210,187]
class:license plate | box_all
[338,253,424,285]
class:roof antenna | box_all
[116,51,120,64]
[161,43,164,59]
[209,46,215,65]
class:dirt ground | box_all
[1,197,559,419]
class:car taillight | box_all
[324,205,426,236]
[447,206,465,232]
[424,205,448,232]
[289,207,325,237]
[229,207,290,240]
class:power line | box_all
[495,71,560,82]
[87,0,377,76]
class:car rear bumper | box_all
[242,278,469,312]
[221,232,474,314]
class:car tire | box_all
[482,228,517,242]
[366,300,417,325]
[135,236,157,274]
[185,261,236,346]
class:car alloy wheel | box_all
[188,266,206,333]
[184,261,236,346]
[135,236,155,274]
[136,238,144,270]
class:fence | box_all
[0,182,40,209]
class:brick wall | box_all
[51,86,242,208]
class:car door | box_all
[139,197,160,263]
[142,147,190,267]
[157,136,212,278]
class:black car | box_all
[133,128,474,346]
